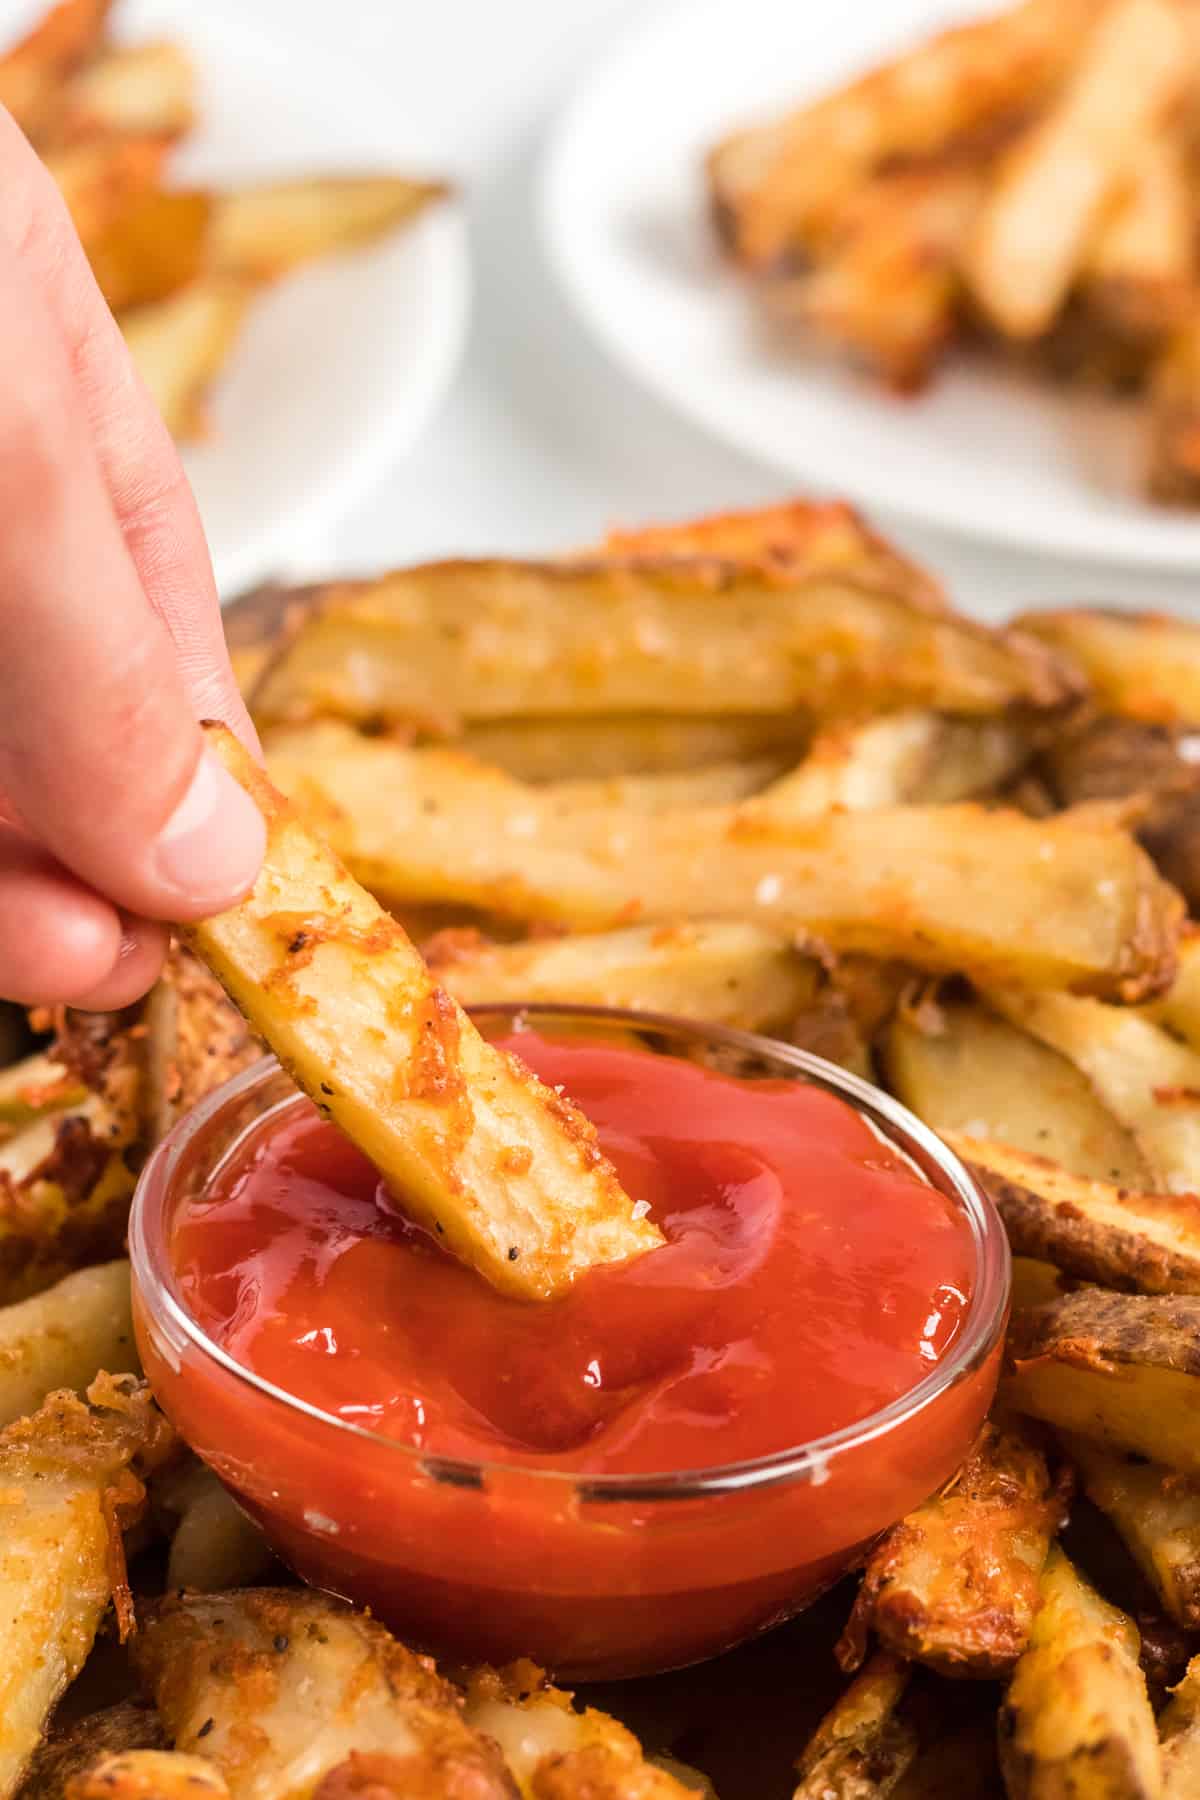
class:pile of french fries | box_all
[708,0,1200,504]
[0,0,447,439]
[14,495,1200,1795]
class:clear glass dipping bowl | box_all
[129,1004,1009,1680]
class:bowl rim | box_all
[129,1002,1011,1500]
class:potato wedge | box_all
[458,713,813,782]
[1144,932,1200,1049]
[266,725,1178,997]
[183,723,659,1301]
[1065,1434,1200,1630]
[1017,608,1200,725]
[45,135,171,253]
[883,997,1149,1184]
[0,0,110,141]
[837,1422,1061,1679]
[65,1752,229,1800]
[210,176,448,280]
[964,0,1187,339]
[133,1589,515,1800]
[791,1653,917,1800]
[426,921,822,1034]
[1011,1256,1070,1314]
[0,1093,138,1304]
[0,1376,171,1796]
[1161,1654,1200,1798]
[997,1545,1161,1800]
[249,558,1077,731]
[1005,1289,1200,1473]
[756,711,1028,820]
[985,986,1200,1193]
[57,39,196,142]
[536,759,782,812]
[89,188,213,313]
[153,1459,273,1596]
[0,1259,135,1426]
[141,944,260,1146]
[953,1138,1200,1295]
[120,280,252,441]
[16,1703,167,1800]
[1149,321,1200,507]
[0,1051,84,1127]
[1084,130,1194,343]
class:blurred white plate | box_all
[543,0,1200,571]
[72,0,471,596]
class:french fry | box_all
[0,0,111,142]
[1084,131,1195,343]
[837,1422,1061,1678]
[1161,1654,1200,1798]
[707,0,1087,269]
[1149,320,1200,506]
[0,1259,135,1427]
[754,711,1028,819]
[16,1702,167,1800]
[89,188,212,313]
[986,986,1200,1193]
[791,1654,917,1800]
[1064,1434,1200,1629]
[249,557,1078,731]
[0,1376,171,1796]
[265,726,1178,997]
[133,1590,515,1800]
[964,0,1188,340]
[883,996,1149,1184]
[55,40,196,142]
[458,713,814,782]
[184,723,660,1301]
[119,279,252,440]
[64,1752,229,1800]
[44,135,171,253]
[1005,1289,1200,1472]
[427,921,822,1034]
[1017,607,1200,724]
[210,176,448,280]
[152,1459,273,1595]
[997,1546,1161,1800]
[953,1137,1200,1295]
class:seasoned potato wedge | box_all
[955,1138,1200,1294]
[184,724,659,1300]
[1005,1289,1200,1472]
[152,1458,274,1595]
[89,188,212,313]
[16,1703,167,1800]
[0,0,111,141]
[1065,1434,1200,1629]
[0,1259,135,1426]
[120,280,252,441]
[791,1653,917,1800]
[1150,321,1200,507]
[837,1423,1061,1678]
[210,175,447,280]
[55,39,195,142]
[65,1752,229,1800]
[1083,131,1194,344]
[754,711,1028,819]
[458,713,813,782]
[45,134,170,251]
[1161,1654,1200,1798]
[997,1545,1161,1799]
[1017,608,1200,725]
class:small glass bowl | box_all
[129,1005,1009,1681]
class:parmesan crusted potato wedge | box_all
[249,558,1077,731]
[0,1259,135,1426]
[210,176,448,280]
[266,726,1179,998]
[1149,320,1200,506]
[1004,1290,1200,1472]
[953,1138,1200,1295]
[1016,608,1200,726]
[1064,1435,1200,1630]
[837,1423,1062,1679]
[184,724,660,1301]
[791,1654,917,1800]
[883,997,1150,1184]
[459,713,813,782]
[755,711,1028,820]
[133,1590,516,1800]
[997,1546,1161,1800]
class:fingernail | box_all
[153,747,266,913]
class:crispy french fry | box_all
[837,1422,1061,1678]
[184,723,660,1301]
[964,0,1188,340]
[45,135,171,253]
[0,0,110,141]
[1017,607,1200,725]
[210,175,448,280]
[0,1259,135,1426]
[707,0,1087,269]
[1005,1289,1200,1472]
[153,1459,273,1595]
[953,1137,1200,1294]
[0,1376,171,1796]
[459,713,814,782]
[120,279,252,440]
[56,40,195,142]
[1084,131,1195,343]
[883,996,1149,1184]
[1149,320,1200,506]
[133,1590,515,1800]
[16,1703,167,1800]
[64,1752,229,1800]
[249,558,1077,731]
[1064,1434,1200,1630]
[791,1653,917,1800]
[1161,1654,1200,1798]
[986,986,1200,1193]
[89,188,212,313]
[997,1546,1161,1800]
[266,726,1178,998]
[427,921,822,1033]
[755,711,1028,819]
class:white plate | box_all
[543,0,1200,570]
[67,0,469,596]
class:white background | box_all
[13,0,1200,620]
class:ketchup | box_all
[141,1030,1004,1677]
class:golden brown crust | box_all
[1008,1289,1200,1377]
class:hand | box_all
[0,109,265,1010]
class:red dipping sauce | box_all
[132,1013,1007,1678]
